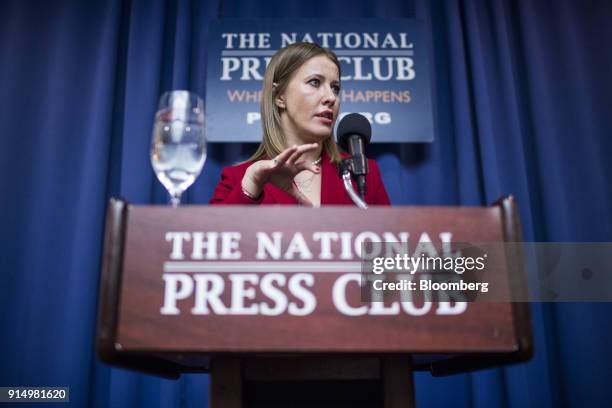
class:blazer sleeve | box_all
[209,166,264,205]
[368,160,391,206]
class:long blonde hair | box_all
[247,42,342,163]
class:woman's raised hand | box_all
[242,143,321,206]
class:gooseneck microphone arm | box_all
[338,158,368,209]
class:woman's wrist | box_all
[241,171,263,200]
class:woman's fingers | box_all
[286,143,319,166]
[273,145,298,166]
[265,144,321,198]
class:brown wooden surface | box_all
[383,356,415,408]
[243,356,381,381]
[210,356,414,408]
[116,206,515,352]
[427,196,533,375]
[97,197,532,377]
[211,357,242,408]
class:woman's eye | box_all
[332,85,340,95]
[308,78,320,87]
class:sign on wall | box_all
[206,19,434,143]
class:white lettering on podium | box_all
[369,277,401,314]
[397,279,432,316]
[287,273,316,316]
[256,232,283,259]
[166,231,242,260]
[332,274,367,316]
[166,231,446,261]
[339,232,353,259]
[160,230,467,317]
[166,232,191,260]
[353,231,381,257]
[221,232,242,259]
[191,232,219,259]
[284,232,313,260]
[160,273,193,315]
[161,272,468,317]
[259,274,288,316]
[313,232,338,259]
[161,273,317,316]
[229,274,259,315]
[191,274,227,315]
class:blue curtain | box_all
[1,0,611,406]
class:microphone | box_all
[337,113,371,199]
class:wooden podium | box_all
[96,197,532,407]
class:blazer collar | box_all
[321,148,346,205]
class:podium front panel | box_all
[109,206,523,354]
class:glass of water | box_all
[150,91,206,207]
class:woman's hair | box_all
[247,42,342,163]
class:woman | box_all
[210,42,390,206]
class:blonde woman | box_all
[210,42,389,207]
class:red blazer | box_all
[210,150,390,206]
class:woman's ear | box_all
[273,82,286,109]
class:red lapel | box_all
[321,150,351,205]
[263,183,298,204]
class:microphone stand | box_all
[339,158,368,209]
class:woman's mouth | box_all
[315,111,334,125]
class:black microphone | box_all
[337,113,371,199]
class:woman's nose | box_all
[322,86,337,105]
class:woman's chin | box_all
[302,128,333,143]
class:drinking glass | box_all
[150,91,206,207]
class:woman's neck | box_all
[284,134,324,163]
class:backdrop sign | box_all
[206,19,434,143]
